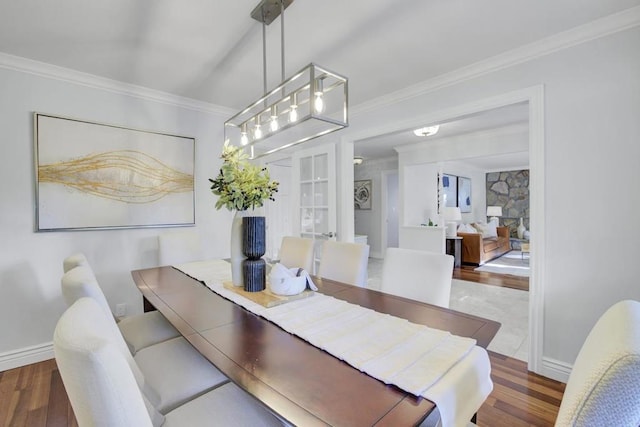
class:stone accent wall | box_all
[486,170,529,237]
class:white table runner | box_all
[174,260,493,427]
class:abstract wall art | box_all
[354,179,372,210]
[34,113,195,231]
[457,176,472,213]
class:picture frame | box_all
[457,176,472,213]
[354,179,372,210]
[34,113,195,231]
[441,173,457,208]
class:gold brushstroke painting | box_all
[35,114,195,231]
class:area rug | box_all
[474,251,530,277]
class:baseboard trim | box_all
[540,356,572,383]
[0,342,54,372]
[369,251,383,259]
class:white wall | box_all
[0,64,232,368]
[403,162,439,226]
[354,156,397,258]
[346,26,640,377]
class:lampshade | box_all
[486,206,503,217]
[444,207,462,221]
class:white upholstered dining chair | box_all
[62,252,91,273]
[278,236,315,273]
[54,297,286,426]
[553,299,640,426]
[317,240,370,287]
[440,299,640,427]
[424,300,640,427]
[61,267,230,415]
[158,229,203,266]
[380,248,454,308]
[62,253,180,354]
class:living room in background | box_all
[486,169,530,247]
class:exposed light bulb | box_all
[313,78,325,114]
[314,93,325,114]
[239,123,249,145]
[254,124,262,140]
[289,105,298,123]
[270,106,279,132]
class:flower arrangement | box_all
[209,142,279,211]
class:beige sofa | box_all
[457,226,510,265]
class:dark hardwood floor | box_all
[453,264,529,292]
[1,353,564,427]
[0,359,77,427]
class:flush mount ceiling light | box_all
[353,156,363,165]
[413,125,440,137]
[224,0,349,160]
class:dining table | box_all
[132,262,500,427]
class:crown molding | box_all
[352,5,640,116]
[0,52,235,117]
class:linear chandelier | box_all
[224,0,348,159]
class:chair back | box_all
[158,230,203,266]
[61,266,113,317]
[278,236,315,272]
[54,298,159,427]
[317,240,370,287]
[63,252,90,273]
[381,248,454,308]
[555,300,640,426]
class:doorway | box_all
[340,86,545,374]
[381,170,399,250]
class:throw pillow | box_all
[458,223,477,233]
[473,221,498,238]
[485,221,498,238]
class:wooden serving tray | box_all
[223,281,315,308]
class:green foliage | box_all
[209,142,279,211]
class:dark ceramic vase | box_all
[242,216,266,292]
[242,258,266,292]
[242,216,266,259]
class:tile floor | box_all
[366,258,529,362]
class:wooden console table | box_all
[446,237,462,268]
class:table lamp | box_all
[443,207,462,238]
[487,206,503,225]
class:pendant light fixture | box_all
[224,0,348,159]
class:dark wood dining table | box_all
[132,265,500,427]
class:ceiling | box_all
[1,1,637,165]
[354,102,530,166]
